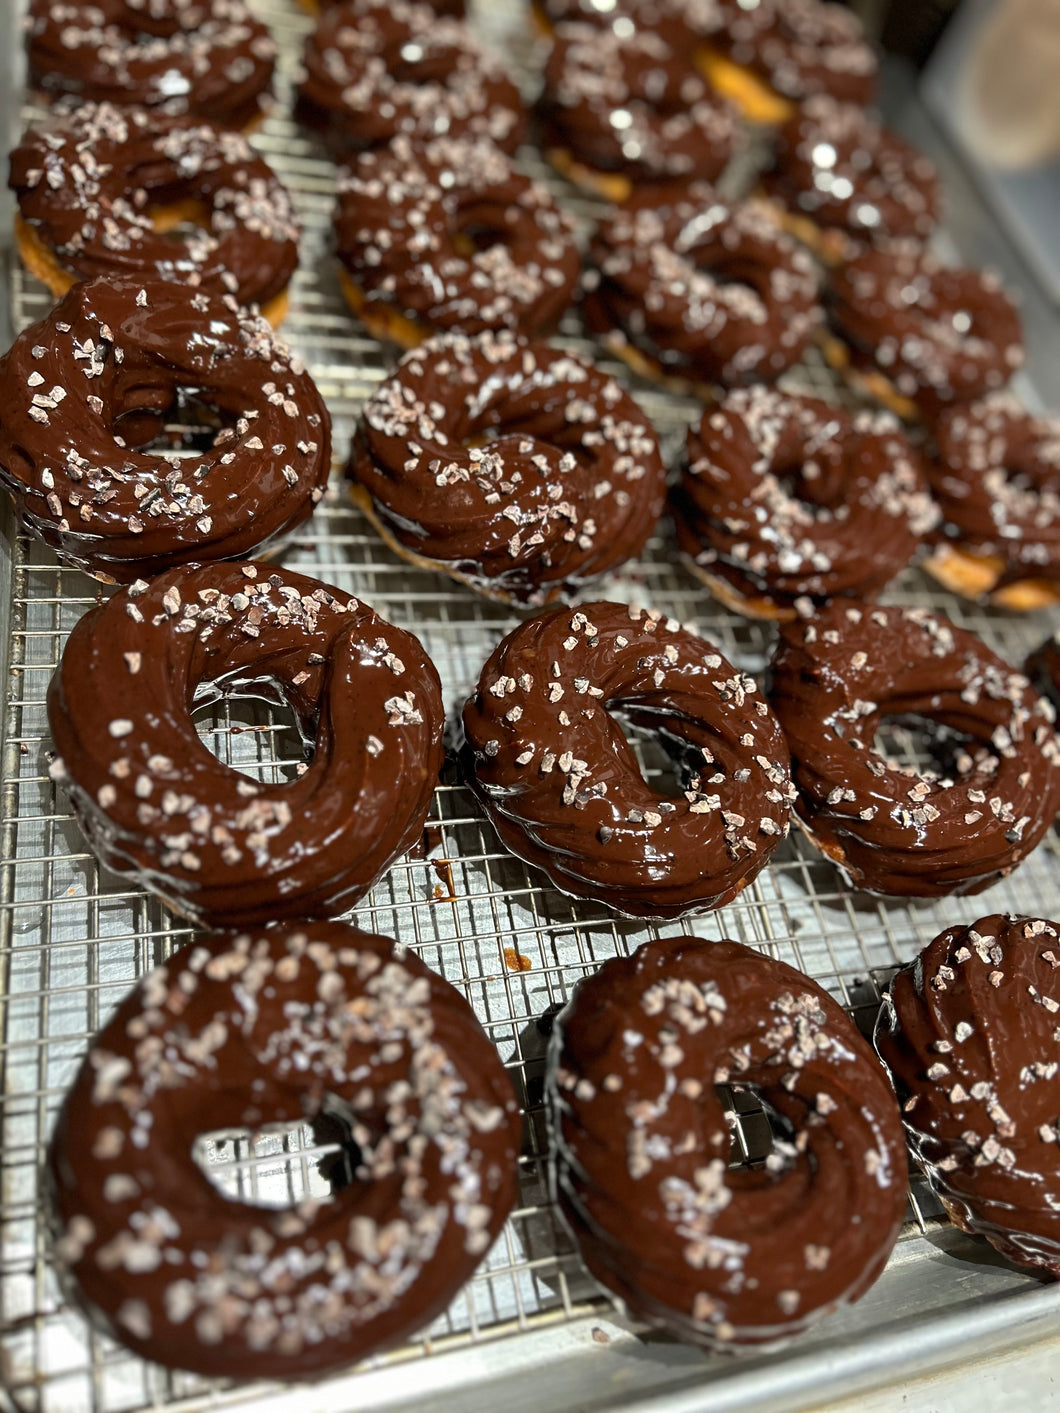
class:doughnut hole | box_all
[718,1082,800,1173]
[611,713,689,800]
[193,1101,364,1210]
[109,381,244,456]
[192,684,311,787]
[872,713,991,783]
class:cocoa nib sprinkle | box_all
[49,923,520,1379]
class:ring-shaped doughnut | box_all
[0,278,330,582]
[297,0,526,159]
[26,0,276,130]
[49,922,521,1378]
[333,137,580,347]
[768,601,1060,897]
[823,240,1024,422]
[584,191,822,393]
[47,563,445,927]
[538,23,738,203]
[348,332,666,605]
[923,394,1060,611]
[10,103,299,319]
[672,386,938,620]
[548,934,907,1346]
[876,914,1060,1275]
[462,600,795,918]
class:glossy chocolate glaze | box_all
[462,601,795,917]
[296,0,525,159]
[876,914,1060,1275]
[0,278,329,582]
[10,102,299,309]
[349,333,666,605]
[672,386,938,617]
[762,95,940,248]
[49,922,521,1378]
[827,240,1025,419]
[26,0,276,129]
[711,0,877,106]
[534,0,723,47]
[584,189,822,387]
[47,563,445,927]
[930,394,1060,592]
[333,137,579,341]
[769,601,1060,897]
[1026,633,1060,715]
[549,935,907,1346]
[538,23,737,187]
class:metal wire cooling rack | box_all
[2,2,1060,1411]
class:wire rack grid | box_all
[2,2,1060,1411]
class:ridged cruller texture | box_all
[0,277,330,581]
[548,935,908,1348]
[769,600,1060,897]
[48,922,522,1379]
[46,562,445,928]
[462,600,795,918]
[876,914,1060,1276]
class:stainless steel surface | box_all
[1,3,1059,1411]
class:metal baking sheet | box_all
[1,3,1059,1411]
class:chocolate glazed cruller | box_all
[47,563,445,928]
[462,601,795,918]
[875,914,1060,1276]
[348,333,667,606]
[768,601,1060,898]
[26,0,276,130]
[49,922,522,1378]
[10,102,299,321]
[672,385,938,620]
[548,935,907,1347]
[0,278,330,582]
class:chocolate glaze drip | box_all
[349,333,666,605]
[26,0,276,129]
[549,935,907,1346]
[49,922,521,1378]
[762,95,940,248]
[538,23,737,187]
[769,601,1060,897]
[462,601,795,917]
[930,394,1060,591]
[47,563,445,927]
[0,278,330,582]
[672,387,938,618]
[334,137,579,341]
[876,914,1060,1275]
[296,0,526,159]
[1026,633,1060,716]
[827,240,1024,419]
[584,189,822,387]
[10,102,299,309]
[710,0,877,106]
